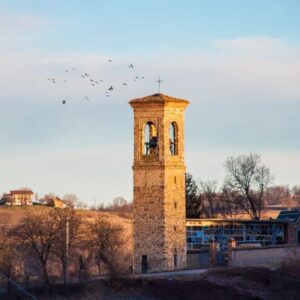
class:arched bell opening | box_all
[143,122,158,155]
[169,122,178,155]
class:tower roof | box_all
[129,93,189,106]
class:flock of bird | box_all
[47,60,145,105]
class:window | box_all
[144,122,158,155]
[169,122,178,155]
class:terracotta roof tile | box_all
[10,190,33,195]
[129,93,189,105]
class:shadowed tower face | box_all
[129,93,189,273]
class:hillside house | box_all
[0,190,34,206]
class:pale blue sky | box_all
[0,0,300,204]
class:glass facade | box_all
[186,221,285,250]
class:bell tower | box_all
[129,93,189,273]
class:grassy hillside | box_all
[0,206,133,257]
[0,206,131,228]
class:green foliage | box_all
[185,173,201,218]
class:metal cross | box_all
[156,76,163,93]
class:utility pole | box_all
[64,216,70,288]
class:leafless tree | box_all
[10,210,62,287]
[0,242,20,293]
[39,193,57,206]
[223,154,273,220]
[63,194,79,208]
[50,208,81,287]
[219,187,241,219]
[292,185,300,204]
[265,185,291,207]
[93,197,133,215]
[85,217,127,276]
[199,180,219,218]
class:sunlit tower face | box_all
[129,93,189,274]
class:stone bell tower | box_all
[129,93,189,273]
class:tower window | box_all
[169,122,178,155]
[174,201,177,209]
[144,122,158,155]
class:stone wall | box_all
[130,94,189,273]
[230,244,300,267]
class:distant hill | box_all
[0,206,133,251]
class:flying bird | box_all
[123,83,127,86]
[108,59,112,62]
[62,100,66,104]
[108,86,113,91]
[129,64,134,69]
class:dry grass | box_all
[27,276,259,300]
[0,206,132,233]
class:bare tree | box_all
[199,180,219,218]
[95,197,133,214]
[265,185,291,207]
[113,197,127,210]
[63,194,79,208]
[223,154,273,220]
[0,242,20,293]
[292,185,300,204]
[40,193,57,206]
[85,217,127,276]
[219,187,241,219]
[50,208,81,287]
[10,210,62,287]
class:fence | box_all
[229,243,300,268]
[0,272,38,300]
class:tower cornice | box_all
[129,93,189,108]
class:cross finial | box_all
[156,76,163,93]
